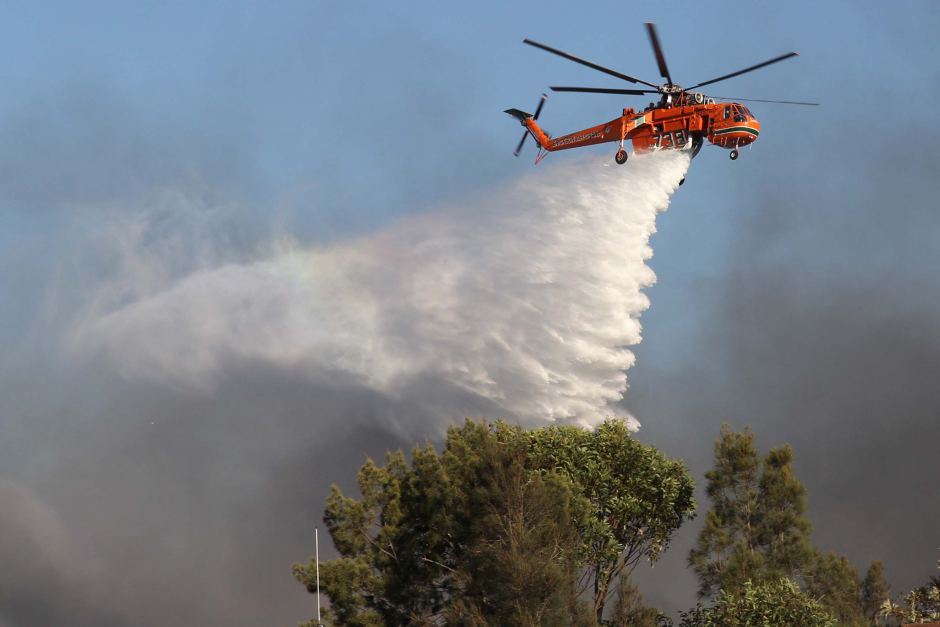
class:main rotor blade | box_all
[550,86,658,95]
[711,95,820,106]
[523,38,660,89]
[645,23,672,86]
[689,52,799,90]
[514,131,529,157]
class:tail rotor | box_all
[510,93,547,156]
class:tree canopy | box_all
[293,418,695,625]
[805,551,865,626]
[686,424,899,625]
[880,555,940,625]
[860,561,890,622]
[295,419,905,626]
[525,420,696,620]
[688,425,814,598]
[679,579,836,627]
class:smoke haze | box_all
[1,141,688,625]
[3,4,938,624]
[69,152,689,428]
[624,132,940,613]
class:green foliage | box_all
[805,551,865,626]
[886,572,940,624]
[689,425,814,599]
[525,420,696,620]
[679,579,836,627]
[608,578,672,627]
[689,425,761,598]
[899,550,940,623]
[293,418,695,625]
[293,420,597,625]
[860,561,890,621]
[442,425,595,625]
[755,444,814,577]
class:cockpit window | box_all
[723,105,730,120]
[731,104,747,122]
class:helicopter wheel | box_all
[615,149,628,164]
[729,149,739,161]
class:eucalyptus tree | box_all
[293,418,696,626]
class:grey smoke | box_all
[0,85,688,625]
[624,124,940,613]
[3,18,938,624]
[67,151,688,427]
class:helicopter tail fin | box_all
[505,94,552,156]
[504,108,532,122]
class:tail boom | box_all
[544,112,643,152]
[507,108,644,153]
[506,104,650,157]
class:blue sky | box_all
[1,1,938,623]
[3,0,933,290]
[0,1,930,220]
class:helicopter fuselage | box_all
[520,99,760,159]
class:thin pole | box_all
[315,527,322,624]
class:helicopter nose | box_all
[743,117,761,144]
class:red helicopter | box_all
[506,23,817,171]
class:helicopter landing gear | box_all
[729,149,739,160]
[615,149,628,164]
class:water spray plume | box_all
[71,152,690,429]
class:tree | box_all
[525,420,696,622]
[892,553,940,625]
[689,425,814,598]
[678,579,835,627]
[609,578,670,627]
[292,420,596,625]
[688,425,761,598]
[441,424,595,626]
[754,444,815,579]
[860,560,890,622]
[294,418,695,625]
[898,578,940,624]
[805,551,864,626]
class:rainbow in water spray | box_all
[70,151,690,429]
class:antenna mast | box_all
[316,527,322,625]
